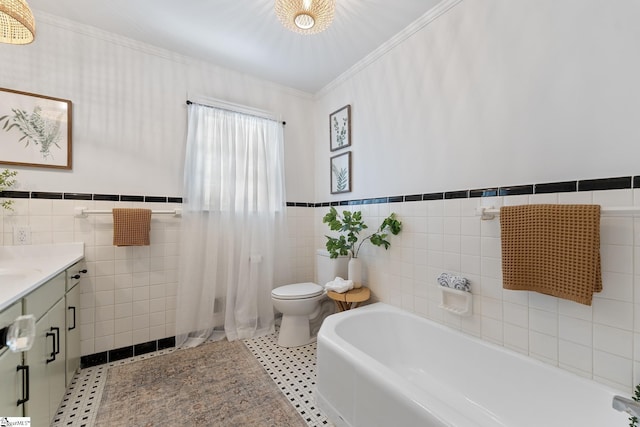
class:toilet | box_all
[271,249,348,347]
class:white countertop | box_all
[0,243,85,312]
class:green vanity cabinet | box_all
[0,259,85,425]
[23,272,67,427]
[0,301,24,417]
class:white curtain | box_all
[176,102,290,346]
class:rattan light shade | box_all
[0,0,35,44]
[275,0,335,35]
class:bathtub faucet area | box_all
[613,396,640,418]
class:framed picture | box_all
[329,104,351,151]
[0,88,72,169]
[330,151,351,194]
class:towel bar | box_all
[74,207,182,217]
[477,206,640,220]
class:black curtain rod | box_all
[186,100,286,126]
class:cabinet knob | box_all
[79,269,88,274]
[71,274,81,280]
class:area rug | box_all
[95,340,306,426]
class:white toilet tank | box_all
[316,249,348,286]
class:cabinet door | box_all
[25,308,54,427]
[24,298,66,426]
[0,349,23,417]
[0,302,24,417]
[65,284,80,386]
[48,298,66,419]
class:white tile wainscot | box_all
[315,189,640,393]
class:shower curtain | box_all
[176,102,290,346]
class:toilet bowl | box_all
[271,282,325,347]
[272,250,348,347]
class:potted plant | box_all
[323,207,402,287]
[0,168,17,211]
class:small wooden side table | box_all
[327,287,371,312]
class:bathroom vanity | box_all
[0,243,85,425]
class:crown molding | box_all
[315,0,464,98]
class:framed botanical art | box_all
[0,87,73,169]
[330,151,351,194]
[329,104,351,151]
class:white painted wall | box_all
[0,13,315,201]
[315,0,640,200]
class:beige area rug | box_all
[95,340,306,427]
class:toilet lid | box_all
[272,282,324,300]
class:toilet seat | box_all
[272,282,324,300]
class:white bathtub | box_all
[316,303,628,427]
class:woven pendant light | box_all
[0,0,35,44]
[275,0,335,35]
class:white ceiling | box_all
[26,0,444,93]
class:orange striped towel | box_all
[500,204,601,305]
[112,208,152,246]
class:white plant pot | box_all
[348,257,362,288]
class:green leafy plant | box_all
[630,384,640,427]
[0,106,63,160]
[0,168,18,211]
[322,207,402,259]
[332,116,347,147]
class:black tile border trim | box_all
[445,190,469,199]
[93,194,119,201]
[121,195,144,202]
[80,351,108,368]
[423,192,444,201]
[145,196,168,203]
[31,191,63,199]
[535,181,577,194]
[469,188,498,198]
[0,191,29,198]
[579,176,631,192]
[2,175,638,208]
[0,191,183,203]
[64,193,93,200]
[134,341,157,355]
[108,346,133,362]
[309,175,640,207]
[80,336,177,368]
[499,185,534,196]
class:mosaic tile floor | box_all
[244,335,333,426]
[51,333,333,427]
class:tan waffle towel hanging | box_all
[500,204,601,305]
[112,208,152,246]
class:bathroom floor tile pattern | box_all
[51,332,333,427]
[244,335,334,427]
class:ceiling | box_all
[26,0,444,93]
